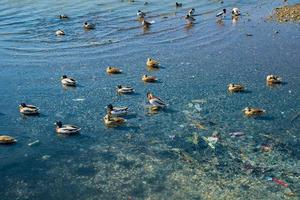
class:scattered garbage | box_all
[229,132,245,138]
[267,177,289,188]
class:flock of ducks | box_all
[0,3,282,144]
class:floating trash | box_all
[267,177,289,188]
[28,140,40,146]
[72,98,85,102]
[229,132,245,138]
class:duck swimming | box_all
[61,75,76,86]
[59,14,69,19]
[106,67,122,74]
[103,111,126,127]
[19,103,39,115]
[266,75,282,84]
[142,75,157,82]
[243,107,266,117]
[107,104,128,116]
[0,135,17,144]
[232,8,240,16]
[147,92,167,108]
[83,22,95,29]
[216,9,226,18]
[55,29,65,36]
[137,10,146,18]
[146,58,159,68]
[228,83,244,92]
[116,85,134,94]
[176,2,183,7]
[55,121,81,134]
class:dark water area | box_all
[0,0,299,199]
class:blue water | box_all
[0,0,299,199]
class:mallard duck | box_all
[188,8,195,16]
[103,112,126,126]
[228,83,244,92]
[59,14,69,19]
[55,121,81,134]
[106,67,122,74]
[185,14,195,21]
[232,8,240,16]
[243,107,266,117]
[107,104,128,116]
[0,135,17,144]
[266,75,282,84]
[116,85,134,94]
[146,58,159,68]
[61,75,76,86]
[142,75,157,82]
[19,103,39,115]
[216,9,226,18]
[147,92,167,108]
[176,2,183,7]
[55,29,65,36]
[83,22,95,29]
[137,10,146,18]
[142,19,152,28]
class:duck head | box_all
[147,92,153,99]
[20,103,27,108]
[117,85,122,89]
[223,9,226,14]
[55,121,63,128]
[107,104,113,111]
[61,75,67,79]
[243,107,251,112]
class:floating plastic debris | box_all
[267,177,289,188]
[28,140,40,146]
[42,155,51,160]
[203,132,219,149]
[72,98,85,102]
[229,132,245,138]
[194,104,202,112]
[191,99,207,104]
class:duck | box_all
[147,92,167,108]
[0,135,17,144]
[142,75,157,82]
[107,104,128,116]
[61,75,76,86]
[188,8,195,16]
[142,19,152,28]
[116,85,134,94]
[243,107,266,117]
[19,103,39,115]
[216,8,226,18]
[228,83,245,92]
[232,8,240,16]
[59,14,69,19]
[176,2,183,7]
[103,111,126,126]
[106,67,122,74]
[146,58,159,68]
[185,14,195,21]
[55,121,81,134]
[266,75,282,84]
[55,29,65,36]
[137,10,146,18]
[83,22,95,29]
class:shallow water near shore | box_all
[0,0,300,199]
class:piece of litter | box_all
[72,98,85,101]
[42,155,51,160]
[229,132,245,137]
[194,104,202,112]
[28,140,40,146]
